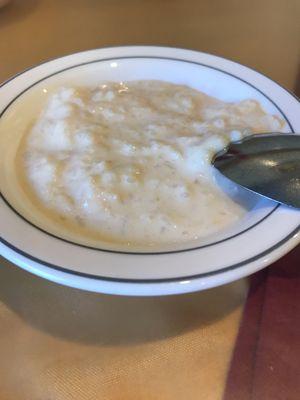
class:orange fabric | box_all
[0,0,299,90]
[0,258,247,400]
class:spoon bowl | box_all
[213,133,300,209]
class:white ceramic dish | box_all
[0,46,299,296]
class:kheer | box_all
[19,81,284,246]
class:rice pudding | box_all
[18,81,284,246]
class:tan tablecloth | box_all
[0,0,299,89]
[0,258,247,400]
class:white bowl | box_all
[0,46,299,295]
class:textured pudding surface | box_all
[19,81,283,246]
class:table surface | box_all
[0,1,299,399]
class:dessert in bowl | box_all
[0,46,299,295]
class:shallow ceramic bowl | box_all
[0,46,299,295]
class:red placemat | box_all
[224,245,300,400]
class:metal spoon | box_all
[213,133,300,209]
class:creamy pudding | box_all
[18,81,284,246]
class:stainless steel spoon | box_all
[213,133,300,209]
